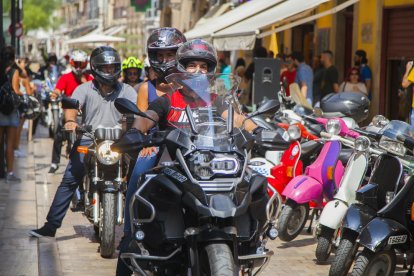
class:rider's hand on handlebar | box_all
[64,121,78,132]
[139,147,158,158]
[50,91,60,100]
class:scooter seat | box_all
[338,148,353,164]
[301,140,322,158]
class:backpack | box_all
[0,69,20,115]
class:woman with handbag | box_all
[0,46,24,182]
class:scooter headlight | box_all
[287,125,301,140]
[326,119,341,135]
[96,140,121,165]
[354,136,370,152]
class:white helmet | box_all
[70,50,89,75]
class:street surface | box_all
[0,128,409,275]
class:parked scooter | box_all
[350,124,414,276]
[314,131,382,263]
[329,120,412,276]
[277,119,348,242]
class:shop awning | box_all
[193,2,232,27]
[103,25,127,36]
[213,0,329,51]
[184,0,284,40]
[213,0,359,51]
[66,33,125,45]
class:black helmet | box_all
[176,39,217,73]
[147,27,186,77]
[90,46,122,86]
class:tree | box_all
[2,0,59,33]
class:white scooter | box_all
[314,131,383,263]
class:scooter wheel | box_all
[277,201,309,242]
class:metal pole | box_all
[11,0,16,49]
[0,0,4,49]
[16,0,21,56]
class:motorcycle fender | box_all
[342,203,376,233]
[282,175,323,204]
[318,199,348,230]
[358,217,411,252]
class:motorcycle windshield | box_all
[164,73,242,150]
[380,120,414,140]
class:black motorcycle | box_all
[62,98,126,258]
[351,129,414,276]
[329,120,412,276]
[113,73,285,275]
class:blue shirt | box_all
[295,62,314,104]
[360,64,372,82]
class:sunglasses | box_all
[70,60,88,69]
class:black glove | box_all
[111,128,147,153]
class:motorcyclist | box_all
[29,46,137,238]
[122,56,143,88]
[48,50,94,174]
[116,28,187,276]
[116,38,258,276]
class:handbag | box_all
[0,68,20,115]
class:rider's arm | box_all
[64,109,78,131]
[136,82,149,111]
[131,95,170,133]
[215,96,257,132]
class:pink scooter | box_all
[276,118,359,242]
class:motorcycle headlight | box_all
[379,136,406,156]
[326,119,341,135]
[287,125,301,140]
[96,140,121,165]
[372,115,389,128]
[354,136,370,152]
[188,151,241,180]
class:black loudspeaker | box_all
[253,58,280,105]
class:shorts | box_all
[0,110,20,127]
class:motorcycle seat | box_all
[301,140,321,158]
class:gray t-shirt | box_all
[71,81,137,129]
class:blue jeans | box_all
[123,152,157,234]
[46,139,91,229]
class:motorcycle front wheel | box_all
[329,231,358,276]
[277,201,309,242]
[352,248,395,276]
[202,243,236,276]
[100,192,116,258]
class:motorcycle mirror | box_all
[114,98,157,123]
[256,99,279,115]
[61,98,80,109]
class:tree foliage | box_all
[2,0,59,33]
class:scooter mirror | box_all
[61,98,80,109]
[256,99,280,115]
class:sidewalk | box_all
[0,128,122,276]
